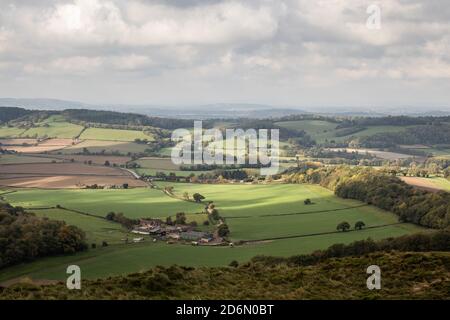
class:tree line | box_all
[0,203,87,269]
[283,165,450,229]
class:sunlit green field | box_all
[58,139,149,155]
[20,116,84,139]
[276,120,411,144]
[3,188,203,219]
[33,208,128,244]
[0,126,27,138]
[80,128,154,142]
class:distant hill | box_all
[0,98,308,119]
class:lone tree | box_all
[193,193,205,203]
[355,221,366,230]
[304,198,312,205]
[175,212,186,225]
[217,223,230,237]
[337,221,351,232]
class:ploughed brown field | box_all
[400,176,441,193]
[0,163,146,189]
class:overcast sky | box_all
[0,0,449,109]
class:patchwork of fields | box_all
[0,115,440,284]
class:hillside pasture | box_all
[133,157,179,170]
[327,148,418,160]
[20,116,84,139]
[59,140,150,155]
[80,128,154,142]
[0,126,27,138]
[32,208,128,244]
[3,188,202,218]
[276,120,411,144]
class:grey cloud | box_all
[0,0,449,108]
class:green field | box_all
[132,157,218,177]
[133,157,179,170]
[276,120,410,144]
[0,126,27,138]
[422,177,450,192]
[33,208,128,245]
[20,116,84,139]
[135,168,211,177]
[3,188,203,219]
[58,140,150,155]
[80,128,154,142]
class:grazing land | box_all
[276,120,410,144]
[80,128,154,142]
[328,148,419,161]
[0,126,27,138]
[20,116,84,139]
[133,157,179,170]
[58,139,150,155]
[33,208,128,244]
[2,188,201,218]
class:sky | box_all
[0,0,449,109]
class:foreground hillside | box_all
[1,251,449,300]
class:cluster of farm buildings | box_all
[131,219,218,245]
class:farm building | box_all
[180,231,212,241]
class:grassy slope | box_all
[21,116,84,139]
[2,251,449,299]
[276,120,410,144]
[33,208,128,244]
[0,126,27,138]
[58,140,150,155]
[80,128,154,142]
[431,178,450,191]
[3,188,203,219]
